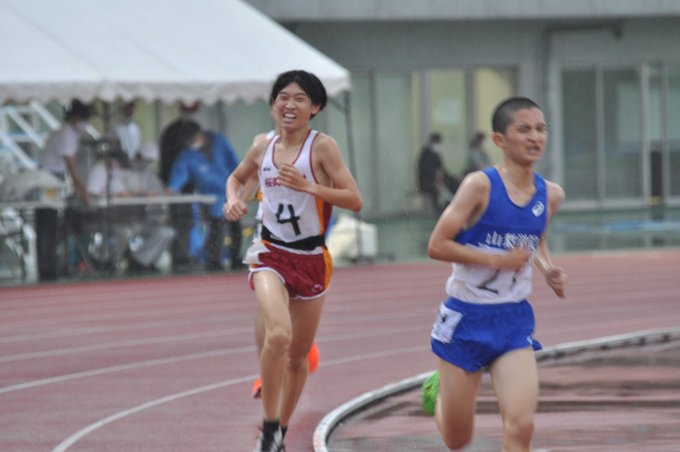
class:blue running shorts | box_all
[431,297,542,372]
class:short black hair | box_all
[491,97,541,133]
[469,131,486,148]
[174,119,202,148]
[65,99,95,120]
[270,70,328,117]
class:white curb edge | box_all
[312,326,680,452]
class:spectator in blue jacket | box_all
[167,121,242,271]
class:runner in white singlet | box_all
[224,70,362,452]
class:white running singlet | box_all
[258,129,332,251]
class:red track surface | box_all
[1,249,679,451]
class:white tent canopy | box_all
[0,0,351,105]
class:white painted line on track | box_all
[1,304,242,330]
[51,345,426,451]
[0,330,238,363]
[0,347,254,394]
[1,325,425,394]
[51,373,259,452]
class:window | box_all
[562,70,598,201]
[667,66,680,196]
[603,68,642,199]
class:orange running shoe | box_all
[307,343,319,373]
[251,376,262,399]
[251,343,320,399]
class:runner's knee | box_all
[264,327,291,353]
[436,407,474,450]
[503,413,534,444]
[440,429,473,450]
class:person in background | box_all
[41,99,95,203]
[167,122,242,271]
[124,142,165,195]
[86,150,128,199]
[159,102,201,186]
[124,142,176,271]
[417,132,448,214]
[85,146,175,272]
[466,131,492,174]
[84,149,131,268]
[36,99,95,280]
[159,107,202,267]
[114,100,142,163]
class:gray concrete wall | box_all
[288,20,549,106]
[245,0,680,21]
[240,2,680,211]
[550,18,680,64]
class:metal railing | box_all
[0,101,62,171]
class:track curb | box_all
[312,327,680,452]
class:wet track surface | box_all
[329,342,680,451]
[1,249,679,451]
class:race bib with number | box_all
[431,303,463,344]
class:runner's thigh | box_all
[288,296,325,357]
[438,358,482,427]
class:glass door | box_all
[666,66,680,201]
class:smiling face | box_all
[492,107,547,165]
[272,82,320,132]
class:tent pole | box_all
[102,101,113,275]
[342,91,365,263]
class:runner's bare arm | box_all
[534,181,567,298]
[224,142,264,221]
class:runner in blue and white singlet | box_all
[445,166,547,304]
[426,97,567,452]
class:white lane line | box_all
[0,308,432,363]
[0,330,243,363]
[0,347,254,394]
[51,373,259,452]
[1,304,243,331]
[1,293,429,343]
[51,345,426,452]
[0,316,233,344]
[1,325,425,394]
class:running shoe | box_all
[252,377,263,399]
[253,427,284,452]
[421,370,439,416]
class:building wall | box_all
[234,4,680,212]
[245,0,680,21]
